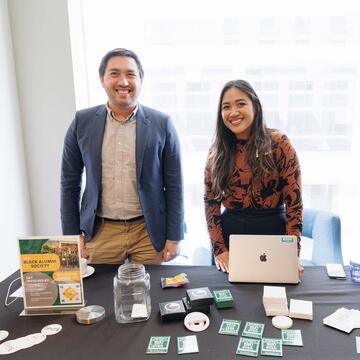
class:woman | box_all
[204,80,303,275]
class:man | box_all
[61,48,184,264]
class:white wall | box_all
[8,1,76,233]
[0,0,32,280]
[0,0,76,280]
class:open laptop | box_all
[228,234,299,284]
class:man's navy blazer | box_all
[60,104,184,251]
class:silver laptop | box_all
[228,234,299,284]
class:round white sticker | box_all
[0,330,9,342]
[24,333,47,346]
[272,315,293,330]
[0,340,21,355]
[41,324,62,336]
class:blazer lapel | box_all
[92,105,107,188]
[136,104,149,182]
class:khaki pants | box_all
[86,218,163,264]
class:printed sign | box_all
[18,236,85,315]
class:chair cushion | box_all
[300,236,313,261]
[301,259,315,266]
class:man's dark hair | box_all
[98,48,144,79]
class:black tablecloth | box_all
[1,265,360,359]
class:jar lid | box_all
[350,258,360,265]
[76,305,105,324]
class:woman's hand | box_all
[215,251,229,273]
[298,259,304,280]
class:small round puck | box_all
[76,305,105,325]
[272,315,293,330]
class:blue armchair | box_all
[301,208,343,266]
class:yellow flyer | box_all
[18,236,85,315]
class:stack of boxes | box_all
[159,287,236,322]
[262,286,289,316]
[182,297,210,314]
[184,287,214,313]
[159,287,214,322]
[289,299,313,320]
[159,300,187,322]
[213,289,234,309]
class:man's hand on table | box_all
[79,234,89,259]
[162,241,181,262]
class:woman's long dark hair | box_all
[209,80,277,200]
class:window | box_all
[68,0,360,263]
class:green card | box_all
[236,337,260,357]
[242,321,265,339]
[219,319,241,336]
[281,330,303,346]
[177,335,199,354]
[146,336,170,354]
[261,338,283,357]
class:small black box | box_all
[159,300,186,322]
[186,287,214,307]
[182,297,210,314]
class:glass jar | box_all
[350,258,360,284]
[113,263,151,323]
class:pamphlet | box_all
[323,307,360,333]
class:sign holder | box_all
[18,236,85,316]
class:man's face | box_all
[100,56,142,111]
